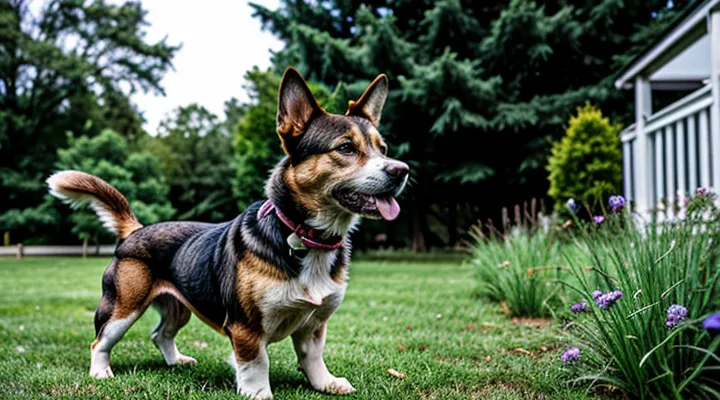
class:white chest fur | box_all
[258,249,347,343]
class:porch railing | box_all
[621,84,714,219]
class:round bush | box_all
[547,103,622,209]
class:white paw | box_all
[238,387,273,399]
[323,377,355,395]
[89,365,114,379]
[175,354,197,365]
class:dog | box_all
[47,67,409,399]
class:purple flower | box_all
[696,187,711,197]
[703,313,720,330]
[566,198,578,213]
[608,195,626,212]
[560,347,580,363]
[571,300,588,313]
[591,290,603,300]
[593,215,605,225]
[666,304,688,328]
[596,290,623,309]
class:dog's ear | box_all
[346,74,388,126]
[277,67,321,147]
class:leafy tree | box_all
[547,104,622,209]
[55,129,175,243]
[251,0,694,249]
[0,0,178,242]
[144,104,237,222]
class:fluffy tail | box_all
[47,170,142,239]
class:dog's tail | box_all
[47,170,143,239]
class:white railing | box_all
[621,84,714,219]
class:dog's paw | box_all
[175,354,197,365]
[238,387,273,399]
[323,377,355,395]
[89,365,114,379]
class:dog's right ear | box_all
[277,67,321,152]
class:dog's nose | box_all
[384,160,409,179]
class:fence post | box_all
[17,243,23,260]
[501,207,509,236]
[634,76,652,219]
[531,198,537,226]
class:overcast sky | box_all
[130,0,283,132]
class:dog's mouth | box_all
[333,190,401,221]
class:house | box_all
[616,0,720,218]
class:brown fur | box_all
[113,259,153,318]
[226,323,262,362]
[235,253,286,333]
[284,125,371,215]
[331,265,349,284]
[48,171,142,239]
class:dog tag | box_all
[287,233,306,250]
[287,233,308,258]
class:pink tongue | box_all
[375,196,401,221]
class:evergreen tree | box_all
[251,0,694,249]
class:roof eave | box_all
[615,0,719,89]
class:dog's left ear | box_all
[346,74,388,126]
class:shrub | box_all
[470,227,569,317]
[547,103,622,210]
[562,196,720,398]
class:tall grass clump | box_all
[562,194,720,399]
[470,226,569,317]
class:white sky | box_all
[130,0,284,132]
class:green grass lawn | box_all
[0,256,601,399]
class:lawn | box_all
[0,256,600,399]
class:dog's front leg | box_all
[227,324,272,399]
[292,321,355,395]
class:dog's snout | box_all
[384,160,409,179]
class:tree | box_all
[55,129,175,244]
[0,0,178,242]
[143,104,237,222]
[250,0,695,249]
[547,104,622,209]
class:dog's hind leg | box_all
[90,259,153,379]
[151,294,196,366]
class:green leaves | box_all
[1,0,178,242]
[55,129,175,242]
[547,103,622,209]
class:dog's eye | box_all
[336,143,355,155]
[380,145,388,155]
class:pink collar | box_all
[258,200,344,250]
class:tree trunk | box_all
[448,200,458,247]
[82,237,88,258]
[411,195,427,252]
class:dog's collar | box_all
[258,200,344,251]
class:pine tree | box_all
[250,0,694,249]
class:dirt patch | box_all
[511,317,553,328]
[419,383,547,400]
